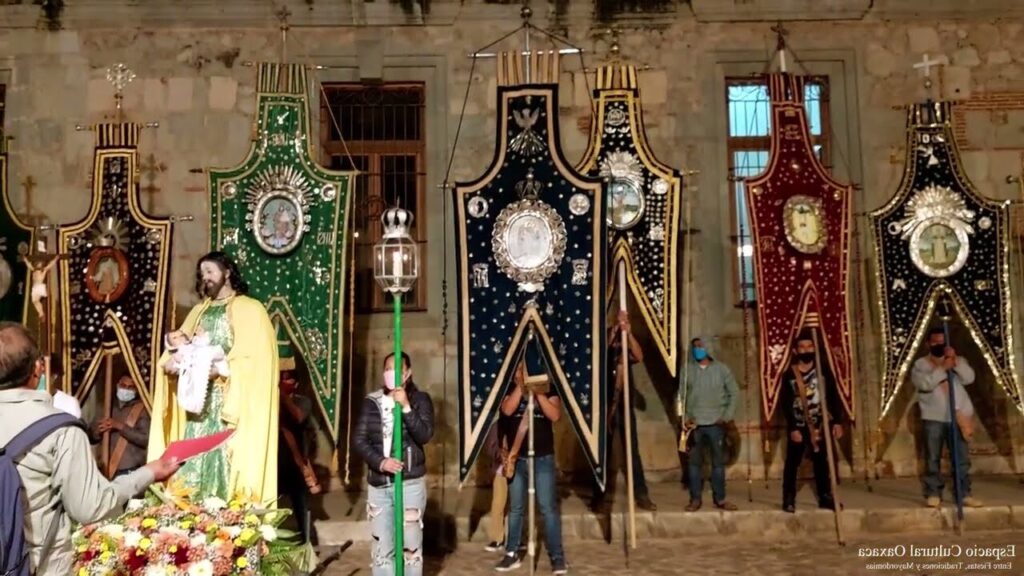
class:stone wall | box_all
[2,0,1023,492]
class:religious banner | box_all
[744,73,854,420]
[454,52,608,485]
[0,138,33,323]
[577,64,683,376]
[57,123,173,409]
[870,101,1021,416]
[209,62,353,440]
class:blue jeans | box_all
[367,477,427,576]
[688,425,727,503]
[922,419,972,499]
[505,455,565,564]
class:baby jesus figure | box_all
[163,327,230,414]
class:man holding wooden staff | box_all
[779,329,844,513]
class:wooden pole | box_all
[101,351,114,476]
[809,324,845,546]
[527,372,536,576]
[618,262,637,549]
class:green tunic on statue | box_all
[178,300,233,500]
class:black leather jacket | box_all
[352,384,434,487]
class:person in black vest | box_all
[494,361,567,575]
[779,330,844,513]
[352,352,434,576]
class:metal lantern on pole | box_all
[373,206,419,576]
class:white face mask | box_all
[116,389,136,403]
[382,368,409,391]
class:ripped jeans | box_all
[367,477,427,576]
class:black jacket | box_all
[352,384,434,487]
[780,362,844,432]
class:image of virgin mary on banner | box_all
[870,101,1020,417]
[744,73,854,421]
[454,52,608,486]
[57,123,173,408]
[577,64,683,376]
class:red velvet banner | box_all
[744,74,854,420]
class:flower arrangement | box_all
[72,487,301,576]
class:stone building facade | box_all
[1,0,1023,489]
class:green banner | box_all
[209,62,353,440]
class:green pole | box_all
[392,293,405,576]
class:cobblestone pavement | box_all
[318,530,1023,576]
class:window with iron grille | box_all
[726,77,831,305]
[320,83,427,313]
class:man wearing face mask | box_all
[912,326,981,509]
[682,337,739,512]
[352,352,434,576]
[90,375,150,481]
[779,331,843,513]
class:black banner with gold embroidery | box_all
[577,64,683,376]
[870,101,1020,417]
[0,139,34,323]
[454,52,608,485]
[57,124,173,409]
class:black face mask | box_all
[795,352,815,364]
[930,344,946,358]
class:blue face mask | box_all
[693,347,708,361]
[36,374,48,392]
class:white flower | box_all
[190,534,207,548]
[258,525,277,543]
[225,526,243,538]
[263,511,278,525]
[123,530,144,548]
[201,497,227,512]
[144,566,169,576]
[161,526,188,538]
[99,524,124,538]
[187,560,214,576]
[126,499,145,513]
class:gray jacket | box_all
[912,355,975,423]
[0,389,153,575]
[681,337,740,426]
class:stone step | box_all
[309,475,1024,546]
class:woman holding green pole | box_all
[353,352,435,576]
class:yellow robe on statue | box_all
[147,295,280,504]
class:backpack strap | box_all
[0,413,83,460]
[1,412,86,575]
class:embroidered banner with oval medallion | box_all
[870,101,1020,417]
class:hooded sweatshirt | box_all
[681,336,740,426]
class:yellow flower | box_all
[236,557,248,569]
[77,544,87,553]
[229,503,241,512]
[139,537,152,551]
[243,514,259,526]
[169,545,178,553]
[180,521,193,530]
[142,518,158,529]
[78,568,88,576]
[100,551,112,562]
[100,542,109,553]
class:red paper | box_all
[161,429,234,463]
